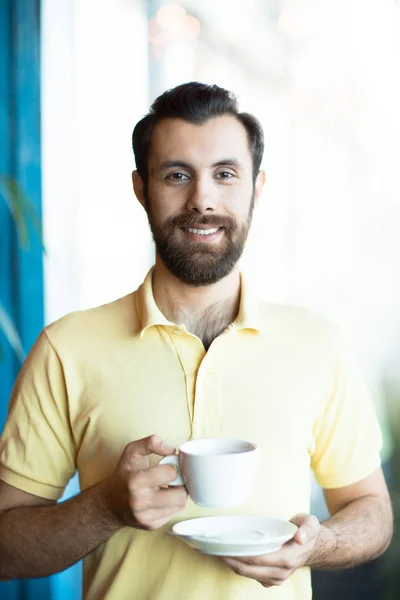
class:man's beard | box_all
[145,194,254,286]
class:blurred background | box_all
[1,0,400,598]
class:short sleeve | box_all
[310,331,382,489]
[0,330,76,499]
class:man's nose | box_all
[185,178,216,213]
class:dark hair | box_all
[132,82,264,191]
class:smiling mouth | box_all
[182,227,221,237]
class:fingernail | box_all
[162,441,175,453]
[299,531,308,544]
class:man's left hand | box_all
[221,514,320,588]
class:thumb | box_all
[124,434,176,463]
[290,513,320,545]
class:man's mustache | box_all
[168,214,236,231]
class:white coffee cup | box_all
[159,438,260,508]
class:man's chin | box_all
[163,256,237,286]
[169,269,232,287]
[160,240,226,261]
[176,236,226,252]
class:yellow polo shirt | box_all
[0,269,381,600]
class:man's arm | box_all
[0,435,187,580]
[308,467,393,569]
[0,479,118,580]
[222,467,393,588]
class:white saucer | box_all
[170,515,297,556]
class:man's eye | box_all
[216,171,234,179]
[166,172,189,181]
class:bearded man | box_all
[0,82,393,600]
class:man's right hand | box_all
[98,434,188,532]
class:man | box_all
[0,82,393,599]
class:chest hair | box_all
[181,301,235,350]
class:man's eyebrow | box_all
[211,158,242,168]
[158,160,193,171]
[158,158,243,171]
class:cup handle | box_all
[159,455,184,486]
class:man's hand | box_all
[98,434,188,531]
[221,514,320,588]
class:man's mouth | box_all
[183,227,221,237]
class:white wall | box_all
[42,0,152,325]
[41,0,80,324]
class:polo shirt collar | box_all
[135,269,174,338]
[234,273,261,333]
[135,268,261,337]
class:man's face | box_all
[138,115,262,286]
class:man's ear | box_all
[253,170,266,207]
[132,170,146,209]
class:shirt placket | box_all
[192,364,221,439]
[167,326,223,440]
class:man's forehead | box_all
[149,115,252,166]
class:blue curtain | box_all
[0,0,44,423]
[0,0,47,596]
[0,1,81,598]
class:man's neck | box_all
[152,257,241,349]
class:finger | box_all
[136,506,184,530]
[136,464,182,487]
[151,487,188,510]
[222,553,281,567]
[125,435,176,461]
[290,513,320,545]
[222,547,298,570]
[222,557,287,584]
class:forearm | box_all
[0,482,120,580]
[307,495,393,570]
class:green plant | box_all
[0,175,44,361]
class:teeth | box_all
[186,227,219,236]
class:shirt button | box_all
[173,328,182,335]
